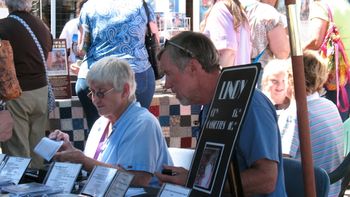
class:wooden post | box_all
[284,0,316,196]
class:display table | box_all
[49,93,200,150]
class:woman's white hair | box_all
[86,56,137,102]
[5,0,33,12]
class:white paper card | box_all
[158,183,191,197]
[44,162,82,193]
[105,171,134,197]
[34,137,63,161]
[81,166,117,197]
[0,156,31,184]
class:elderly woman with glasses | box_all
[49,56,173,187]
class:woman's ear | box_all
[121,83,130,99]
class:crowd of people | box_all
[1,0,350,196]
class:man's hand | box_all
[0,110,13,141]
[155,165,188,186]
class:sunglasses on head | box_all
[163,39,195,58]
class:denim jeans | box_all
[75,78,99,132]
[135,66,155,109]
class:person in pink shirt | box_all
[201,0,252,67]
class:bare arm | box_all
[267,24,290,59]
[81,157,152,186]
[128,170,153,187]
[77,25,87,56]
[304,18,328,50]
[0,110,13,141]
[240,159,278,196]
[218,48,235,67]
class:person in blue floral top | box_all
[75,0,159,131]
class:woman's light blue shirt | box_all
[100,101,173,186]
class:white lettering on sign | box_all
[218,80,247,100]
[206,120,227,130]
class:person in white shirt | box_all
[59,0,87,74]
[0,0,9,19]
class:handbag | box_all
[9,15,56,113]
[142,0,164,80]
[319,4,350,112]
[0,38,22,100]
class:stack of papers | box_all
[1,182,63,196]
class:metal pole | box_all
[284,0,316,196]
[50,0,56,38]
[40,0,42,20]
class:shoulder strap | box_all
[8,15,47,67]
[142,0,152,33]
[253,48,266,63]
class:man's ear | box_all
[188,58,202,74]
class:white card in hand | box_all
[34,137,63,161]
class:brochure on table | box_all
[34,137,63,161]
[0,156,31,185]
[44,162,82,193]
[1,162,81,196]
[186,63,261,196]
[1,182,62,196]
[81,165,134,197]
[105,171,135,197]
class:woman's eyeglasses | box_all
[163,39,195,58]
[87,88,114,99]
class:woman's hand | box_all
[48,129,69,141]
[48,129,74,151]
[70,60,81,75]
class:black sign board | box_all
[186,63,261,196]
